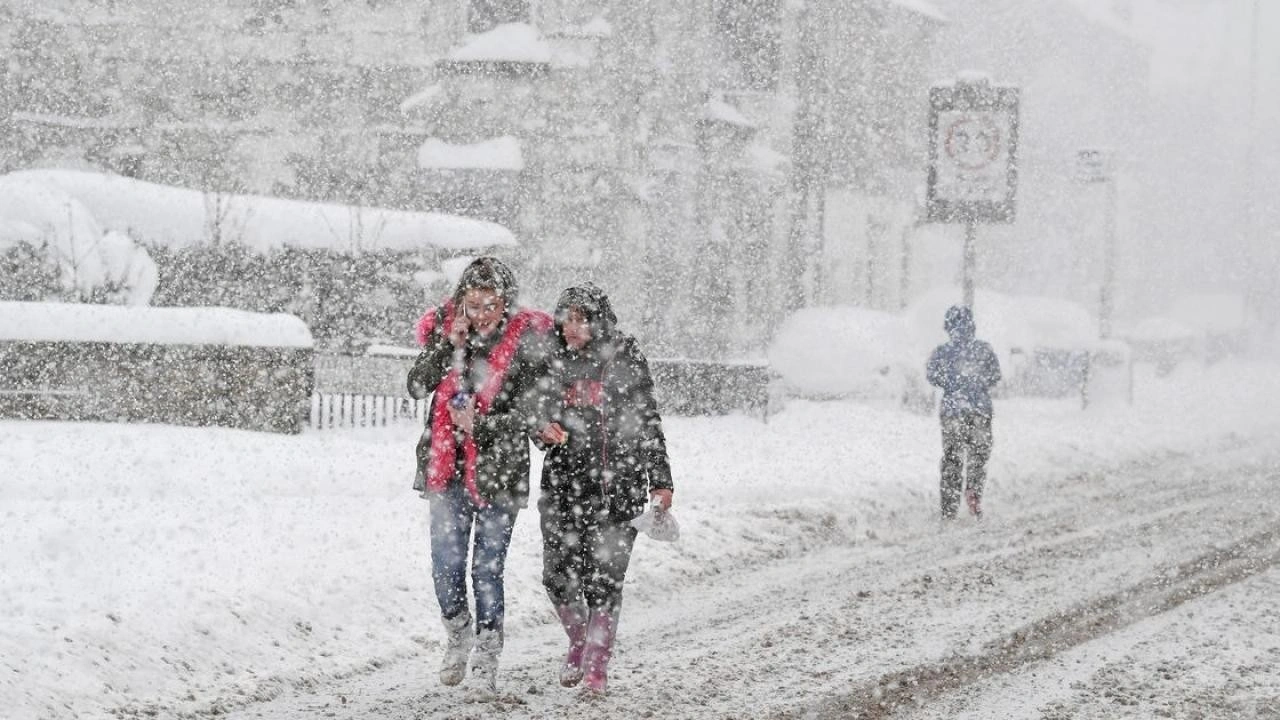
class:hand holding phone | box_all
[448,314,470,348]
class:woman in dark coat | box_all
[534,282,674,695]
[406,256,553,696]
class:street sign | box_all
[926,77,1020,224]
[1074,147,1113,184]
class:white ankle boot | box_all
[466,628,503,698]
[438,611,472,686]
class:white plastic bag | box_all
[631,502,680,542]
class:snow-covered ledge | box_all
[0,301,314,348]
[437,22,553,77]
[417,135,525,172]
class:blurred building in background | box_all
[0,0,1179,357]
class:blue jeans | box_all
[429,482,519,632]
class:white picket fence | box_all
[309,393,428,430]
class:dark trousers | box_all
[940,413,993,518]
[540,495,638,614]
[429,482,518,632]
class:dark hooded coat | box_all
[406,259,553,508]
[926,305,1002,418]
[538,283,674,521]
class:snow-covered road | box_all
[8,361,1280,719]
[224,438,1280,720]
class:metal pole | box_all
[1099,177,1118,339]
[1244,0,1260,308]
[900,220,913,310]
[962,220,976,309]
[785,0,820,313]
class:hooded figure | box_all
[926,304,1002,519]
[534,281,674,695]
[405,256,554,697]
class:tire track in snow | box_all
[790,519,1280,719]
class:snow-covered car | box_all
[768,305,927,410]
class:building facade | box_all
[1,0,948,357]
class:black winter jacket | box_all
[538,286,673,521]
[408,305,553,508]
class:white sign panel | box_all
[934,110,1015,203]
[925,80,1019,224]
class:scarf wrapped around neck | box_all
[416,300,552,507]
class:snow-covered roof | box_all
[0,301,314,348]
[882,0,947,23]
[579,16,613,37]
[447,22,553,65]
[417,136,525,172]
[398,84,443,114]
[5,170,516,254]
[705,98,756,128]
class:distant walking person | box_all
[534,283,674,695]
[926,305,1002,519]
[406,256,553,697]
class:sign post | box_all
[926,74,1020,309]
[1074,147,1117,339]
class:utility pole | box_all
[1099,174,1118,339]
[785,0,823,313]
[1074,147,1118,338]
[1243,0,1261,315]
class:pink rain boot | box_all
[556,604,589,687]
[581,610,617,695]
[965,488,983,519]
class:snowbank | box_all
[0,301,313,348]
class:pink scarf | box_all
[416,301,552,506]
